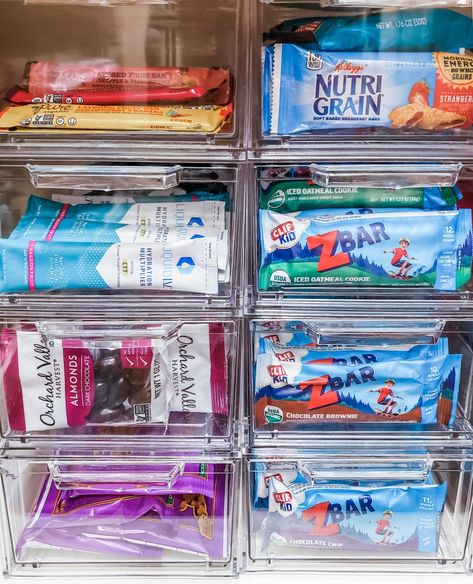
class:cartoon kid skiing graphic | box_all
[370,379,403,416]
[373,510,396,545]
[384,237,418,280]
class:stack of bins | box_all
[0,0,245,578]
[245,0,473,576]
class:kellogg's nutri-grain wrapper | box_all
[263,47,473,134]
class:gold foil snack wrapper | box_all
[0,103,232,133]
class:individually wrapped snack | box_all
[259,209,472,291]
[6,86,209,106]
[263,9,473,52]
[23,195,226,230]
[258,336,449,363]
[0,237,219,294]
[9,217,229,275]
[263,47,473,135]
[20,476,166,530]
[1,329,172,432]
[253,462,309,509]
[264,475,447,554]
[260,181,461,212]
[0,103,232,133]
[254,352,462,426]
[22,63,231,105]
[65,462,216,497]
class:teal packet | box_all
[0,238,219,295]
[23,195,226,229]
[263,9,473,52]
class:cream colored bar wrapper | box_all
[0,103,232,133]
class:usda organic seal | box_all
[268,189,286,209]
[264,405,283,424]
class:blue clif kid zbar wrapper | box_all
[265,475,447,554]
[258,336,449,363]
[0,238,219,294]
[259,209,472,291]
[254,352,462,426]
[264,9,473,52]
[263,47,473,135]
[253,462,436,509]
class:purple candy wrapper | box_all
[18,465,231,561]
[19,525,164,559]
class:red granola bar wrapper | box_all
[22,63,231,105]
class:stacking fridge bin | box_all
[0,0,246,160]
[0,448,240,577]
[246,450,473,574]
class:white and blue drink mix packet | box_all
[0,192,231,294]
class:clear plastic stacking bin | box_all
[248,317,473,448]
[0,0,245,160]
[246,450,473,574]
[0,448,240,577]
[250,1,473,160]
[0,162,243,311]
[248,162,473,317]
[0,316,240,448]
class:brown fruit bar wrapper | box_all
[23,63,231,105]
[0,103,232,133]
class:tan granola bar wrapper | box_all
[0,103,232,133]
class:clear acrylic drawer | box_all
[0,448,240,577]
[248,162,473,317]
[0,0,245,160]
[0,162,243,310]
[250,1,473,160]
[246,450,473,574]
[0,316,240,448]
[248,317,473,447]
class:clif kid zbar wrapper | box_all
[23,195,226,230]
[22,63,231,105]
[260,181,462,212]
[265,475,447,554]
[258,336,449,363]
[259,209,472,291]
[263,47,473,134]
[0,238,219,294]
[254,352,461,426]
[264,9,473,52]
[0,103,232,133]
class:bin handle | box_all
[50,462,184,489]
[310,162,462,189]
[301,461,432,481]
[27,164,183,191]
